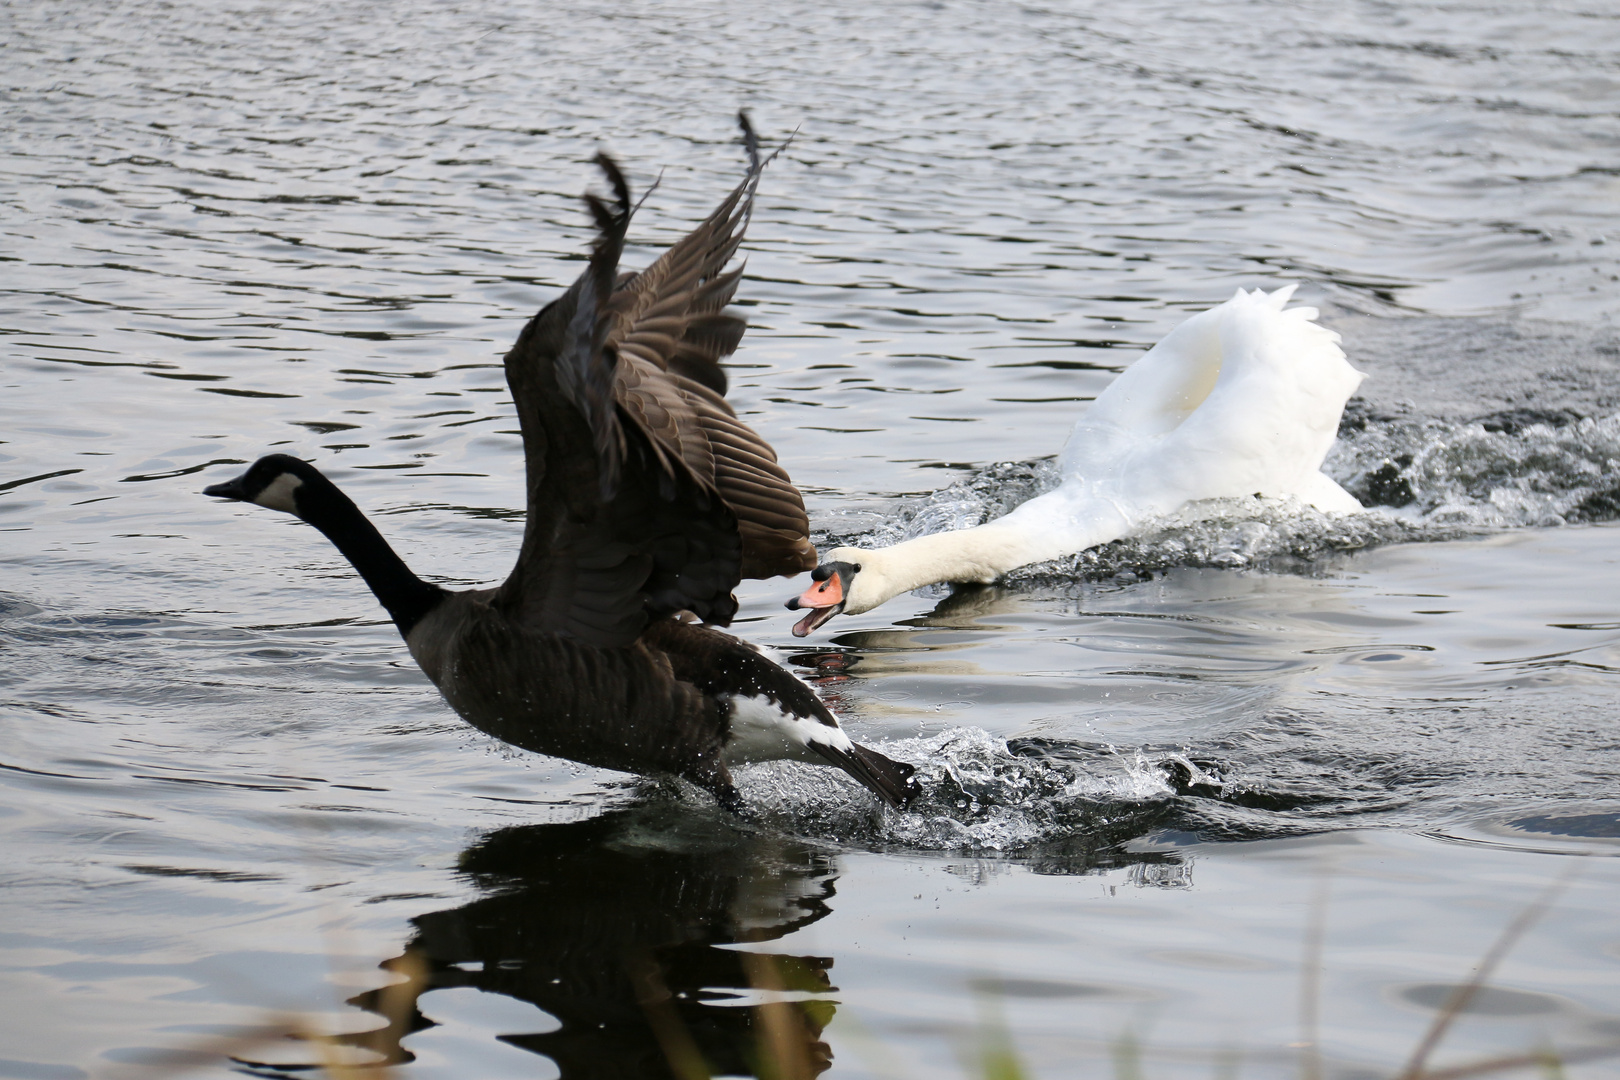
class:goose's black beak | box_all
[786,561,857,638]
[202,474,249,500]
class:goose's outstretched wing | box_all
[495,155,741,648]
[604,113,816,580]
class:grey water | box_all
[3,1,1620,1077]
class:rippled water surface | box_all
[4,1,1620,1077]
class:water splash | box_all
[1330,405,1620,529]
[737,728,1185,855]
[734,712,1520,857]
[813,407,1620,581]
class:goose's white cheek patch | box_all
[254,473,304,515]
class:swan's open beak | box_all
[786,561,854,637]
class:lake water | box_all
[4,1,1620,1077]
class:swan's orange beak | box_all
[796,573,843,611]
[786,561,856,637]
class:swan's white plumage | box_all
[827,286,1364,616]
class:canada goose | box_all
[788,285,1363,635]
[205,119,916,812]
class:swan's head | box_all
[203,454,322,517]
[785,546,897,636]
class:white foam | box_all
[734,727,1184,853]
[812,409,1620,581]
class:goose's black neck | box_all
[295,472,445,638]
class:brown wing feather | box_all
[669,378,816,577]
[603,116,816,579]
[493,155,741,647]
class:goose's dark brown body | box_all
[410,598,741,793]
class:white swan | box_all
[787,285,1364,635]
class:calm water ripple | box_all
[4,0,1620,1077]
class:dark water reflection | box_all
[349,811,839,1080]
[334,805,1188,1079]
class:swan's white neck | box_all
[829,498,1131,614]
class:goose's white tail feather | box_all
[722,694,853,766]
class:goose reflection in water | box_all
[340,806,839,1079]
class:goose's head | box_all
[203,454,323,517]
[786,546,897,636]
